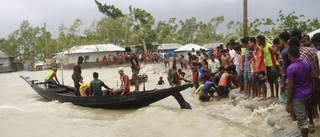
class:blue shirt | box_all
[201,81,216,94]
[206,51,211,58]
[244,50,251,72]
[281,46,291,75]
[164,53,169,60]
[198,68,208,82]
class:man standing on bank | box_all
[125,47,139,92]
[72,56,84,96]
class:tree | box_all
[176,17,198,44]
[155,17,178,44]
[57,19,83,53]
[0,33,19,59]
[10,20,42,62]
[95,0,155,53]
[195,16,225,45]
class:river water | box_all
[0,63,285,137]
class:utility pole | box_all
[44,22,48,58]
[243,0,248,37]
[191,17,195,43]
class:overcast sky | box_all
[1,0,319,39]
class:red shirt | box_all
[212,53,217,59]
[120,74,130,93]
[216,52,220,61]
[193,72,199,82]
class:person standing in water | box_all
[164,51,170,68]
[168,64,192,109]
[125,47,139,92]
[72,56,84,96]
[158,77,165,85]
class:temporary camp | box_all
[174,43,208,60]
[203,42,223,50]
[307,28,320,38]
[157,43,183,56]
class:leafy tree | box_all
[9,20,41,62]
[195,16,225,45]
[0,34,19,59]
[154,17,179,44]
[95,0,155,53]
[176,17,198,44]
[57,19,83,53]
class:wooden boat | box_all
[20,75,192,109]
[130,73,148,85]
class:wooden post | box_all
[44,22,48,58]
[243,0,248,37]
[191,17,195,43]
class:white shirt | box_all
[208,59,220,73]
[234,53,240,69]
[229,49,236,59]
[198,54,205,63]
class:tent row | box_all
[53,43,222,64]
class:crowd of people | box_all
[44,30,320,136]
[164,30,319,137]
[100,51,169,65]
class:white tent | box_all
[65,44,125,54]
[174,43,208,52]
[55,44,125,64]
[307,28,320,38]
[174,43,208,60]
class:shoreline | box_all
[228,88,320,137]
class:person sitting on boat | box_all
[79,82,92,96]
[45,67,60,88]
[118,67,130,96]
[158,77,165,85]
[90,72,113,96]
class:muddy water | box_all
[0,63,278,137]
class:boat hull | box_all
[21,75,192,109]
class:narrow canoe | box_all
[20,75,192,109]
